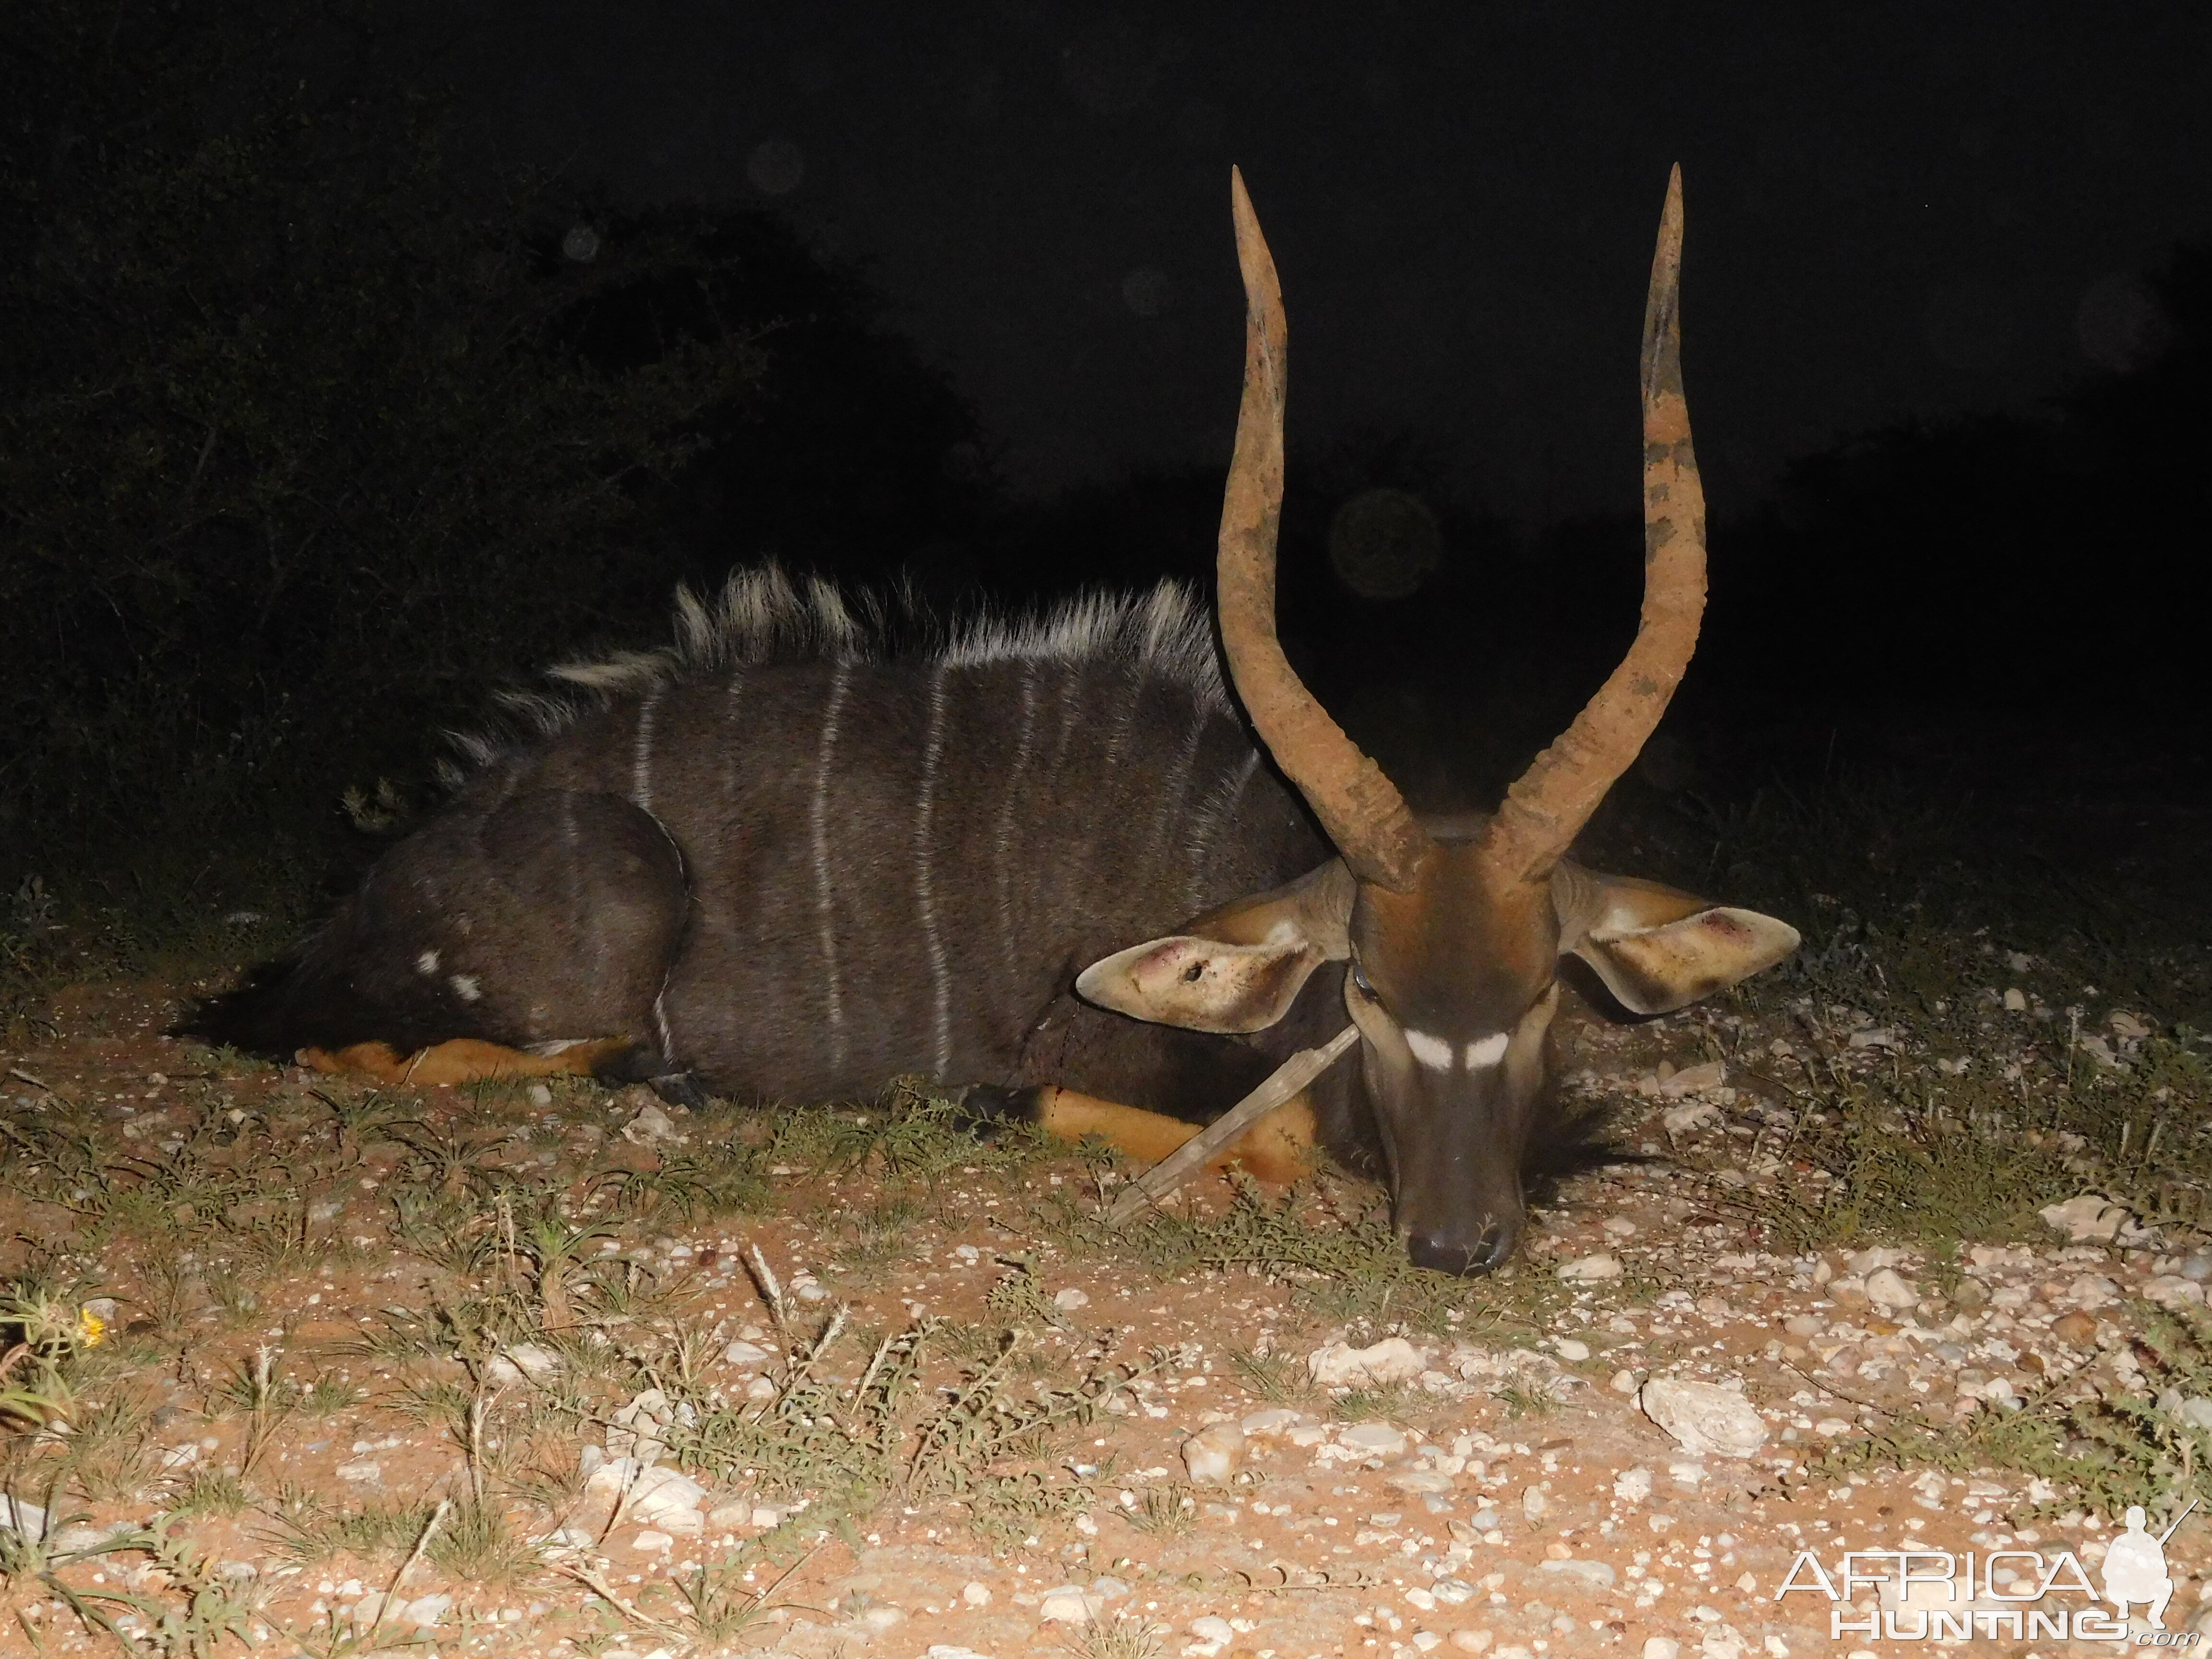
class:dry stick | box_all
[1105,1024,1358,1226]
[368,1496,450,1641]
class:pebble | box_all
[1054,1286,1089,1309]
[1558,1253,1623,1281]
[1038,1585,1101,1623]
[1552,1337,1590,1361]
[1448,1633,1493,1654]
[722,1340,775,1368]
[1432,1578,1476,1605]
[961,1581,992,1606]
[1643,1641,1681,1659]
[857,1605,905,1633]
[1864,1268,1916,1310]
[1309,1336,1427,1387]
[1181,1423,1244,1485]
[1339,1422,1408,1456]
[334,1460,380,1483]
[630,1529,673,1553]
[2052,1310,2099,1345]
[1638,1379,1768,1458]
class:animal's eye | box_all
[1182,962,1205,983]
[1349,962,1376,999]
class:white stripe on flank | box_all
[1183,747,1261,914]
[994,662,1040,994]
[812,664,850,1067]
[631,687,662,808]
[914,663,952,1079]
[1404,1030,1454,1071]
[1464,1032,1510,1070]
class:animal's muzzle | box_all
[1405,1214,1521,1277]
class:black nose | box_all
[1407,1222,1517,1276]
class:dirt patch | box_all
[0,973,2206,1657]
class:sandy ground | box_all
[0,973,2202,1659]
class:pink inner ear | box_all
[1692,911,1750,943]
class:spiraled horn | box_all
[1214,167,1432,893]
[1479,165,1707,888]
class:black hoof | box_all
[647,1071,711,1111]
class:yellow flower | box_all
[76,1307,106,1348]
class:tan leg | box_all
[298,1037,629,1087]
[1034,1088,1319,1186]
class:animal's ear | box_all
[1076,861,1354,1034]
[1557,869,1800,1017]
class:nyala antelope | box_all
[200,167,1798,1274]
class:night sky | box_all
[440,1,2212,521]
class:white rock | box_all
[1644,1641,1682,1659]
[1659,1060,1725,1098]
[1188,1616,1236,1643]
[1558,1253,1623,1282]
[1181,1423,1244,1486]
[1431,1578,1476,1606]
[2068,1274,2120,1308]
[0,1498,47,1538]
[1614,1468,1653,1503]
[2039,1194,2151,1244]
[1522,1487,1547,1521]
[1449,1633,1493,1654]
[1404,1586,1437,1611]
[1338,1421,1408,1456]
[1611,1369,1641,1395]
[630,1529,673,1552]
[1864,1269,1917,1310]
[335,1459,380,1483]
[1308,1336,1426,1387]
[722,1339,776,1369]
[2002,987,2027,1011]
[961,1580,992,1606]
[1637,1379,1768,1459]
[620,1104,687,1146]
[1240,1407,1307,1436]
[858,1605,905,1633]
[1552,1337,1590,1362]
[1662,1102,1720,1134]
[485,1341,563,1385]
[1038,1585,1101,1623]
[1054,1287,1090,1310]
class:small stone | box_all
[335,1459,380,1483]
[1309,1336,1426,1387]
[1404,1586,1437,1611]
[2039,1194,2150,1245]
[2052,1310,2099,1346]
[1449,1633,1494,1654]
[630,1529,673,1552]
[1054,1287,1090,1310]
[485,1341,563,1385]
[1644,1641,1682,1659]
[401,1593,452,1628]
[2068,1274,2119,1308]
[620,1104,687,1147]
[722,1340,775,1369]
[745,1375,776,1400]
[1559,1253,1623,1282]
[1038,1585,1100,1624]
[1339,1421,1409,1456]
[1638,1379,1768,1459]
[1611,1369,1640,1395]
[706,1501,752,1527]
[0,1498,47,1538]
[1659,1060,1725,1097]
[1181,1423,1245,1486]
[1864,1269,1917,1310]
[1552,1337,1590,1362]
[1522,1487,1547,1522]
[961,1580,992,1606]
[2003,987,2027,1011]
[1614,1468,1653,1503]
[1240,1407,1307,1436]
[1431,1578,1476,1606]
[858,1605,905,1633]
[527,1083,554,1107]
